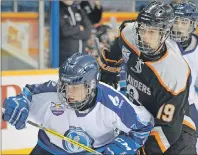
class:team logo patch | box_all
[130,58,144,74]
[122,46,131,62]
[62,126,93,153]
[108,95,124,108]
[50,102,65,116]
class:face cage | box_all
[57,79,95,110]
[134,22,169,57]
[171,17,196,43]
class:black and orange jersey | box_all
[102,22,196,154]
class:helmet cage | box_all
[57,79,96,110]
[171,16,197,42]
[57,53,100,110]
[134,22,170,57]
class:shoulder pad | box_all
[119,20,134,32]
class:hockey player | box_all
[170,0,198,139]
[97,1,197,154]
[2,53,154,155]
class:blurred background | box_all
[1,0,198,154]
[1,0,149,70]
[2,0,197,71]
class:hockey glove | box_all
[3,91,30,130]
[104,135,137,155]
[97,49,122,89]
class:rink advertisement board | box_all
[1,69,58,153]
[1,13,50,69]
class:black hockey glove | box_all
[97,49,122,89]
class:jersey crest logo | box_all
[50,102,65,116]
[130,58,144,74]
[62,126,93,153]
[108,95,124,108]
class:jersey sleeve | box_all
[22,80,57,124]
[100,83,154,152]
[143,80,196,154]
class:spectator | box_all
[59,0,92,66]
[80,1,103,25]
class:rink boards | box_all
[1,69,58,154]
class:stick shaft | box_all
[94,37,102,58]
[2,108,102,155]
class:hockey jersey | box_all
[101,22,197,154]
[24,81,154,154]
[176,34,198,107]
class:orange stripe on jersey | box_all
[183,116,196,131]
[101,49,123,64]
[145,62,190,96]
[121,32,140,56]
[150,131,166,153]
[183,120,196,131]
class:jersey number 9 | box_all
[157,104,175,122]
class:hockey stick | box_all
[2,108,102,155]
[94,37,102,58]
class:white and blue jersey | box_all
[169,34,198,137]
[168,34,198,108]
[24,81,154,154]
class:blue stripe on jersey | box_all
[97,82,150,130]
[178,34,198,55]
[25,80,57,95]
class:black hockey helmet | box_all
[137,1,175,31]
[134,1,175,58]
